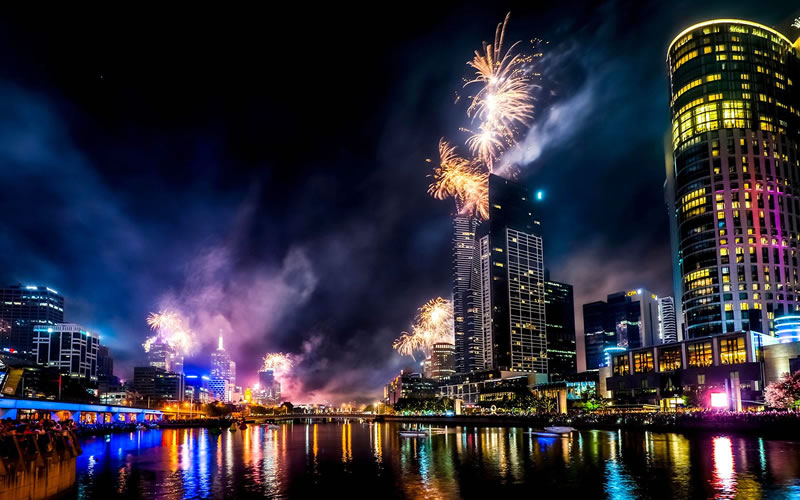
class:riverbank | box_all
[376,411,800,438]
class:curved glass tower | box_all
[668,20,800,338]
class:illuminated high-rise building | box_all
[147,338,183,374]
[0,285,64,356]
[478,174,546,378]
[658,296,679,343]
[429,342,455,381]
[452,215,483,373]
[544,279,576,381]
[32,323,99,380]
[582,289,660,369]
[210,332,235,401]
[668,19,800,338]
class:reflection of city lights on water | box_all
[712,436,737,498]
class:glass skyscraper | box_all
[668,20,800,338]
[478,174,546,376]
[0,285,64,356]
[544,279,576,380]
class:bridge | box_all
[252,413,373,422]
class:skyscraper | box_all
[668,19,800,338]
[478,174,546,377]
[452,215,483,373]
[210,332,235,401]
[0,285,64,356]
[147,339,183,374]
[658,296,679,343]
[429,342,456,381]
[544,279,577,380]
[582,290,660,369]
[32,323,99,380]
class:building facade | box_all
[583,290,660,370]
[147,339,183,375]
[452,215,484,373]
[383,371,437,406]
[32,323,99,381]
[658,296,680,343]
[544,279,577,381]
[668,20,800,338]
[478,174,547,377]
[429,342,456,381]
[0,285,64,357]
[133,366,184,403]
[210,332,235,401]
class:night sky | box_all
[0,2,796,403]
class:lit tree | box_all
[764,371,800,409]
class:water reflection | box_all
[71,422,800,499]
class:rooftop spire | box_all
[218,330,224,351]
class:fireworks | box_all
[259,352,293,376]
[793,18,800,29]
[428,140,489,219]
[393,297,454,360]
[427,12,539,219]
[144,310,195,355]
[464,13,535,169]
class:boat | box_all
[544,426,576,435]
[266,424,280,430]
[399,430,429,437]
[238,422,248,430]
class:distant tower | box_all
[658,296,679,343]
[210,330,235,401]
[452,215,483,373]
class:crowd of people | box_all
[0,417,76,436]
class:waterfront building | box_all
[658,296,679,343]
[478,174,547,378]
[383,371,437,406]
[133,366,184,403]
[0,285,64,357]
[544,279,577,380]
[208,378,228,402]
[604,330,777,410]
[667,19,800,338]
[32,323,99,381]
[184,374,211,403]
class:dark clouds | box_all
[0,2,795,402]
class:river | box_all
[69,420,800,499]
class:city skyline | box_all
[0,3,798,405]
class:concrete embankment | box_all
[375,414,800,438]
[0,431,82,499]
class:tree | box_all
[765,371,800,409]
[579,388,608,412]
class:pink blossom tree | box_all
[764,371,800,409]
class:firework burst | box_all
[428,139,489,219]
[427,12,539,218]
[259,352,294,376]
[393,297,454,360]
[144,309,196,355]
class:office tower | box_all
[257,369,281,404]
[478,174,546,377]
[658,296,679,343]
[582,290,660,369]
[210,332,235,401]
[452,215,483,373]
[32,323,99,380]
[544,279,577,380]
[668,20,800,338]
[0,285,64,356]
[147,338,183,374]
[429,342,456,381]
[583,301,614,371]
[97,345,114,379]
[133,366,184,402]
